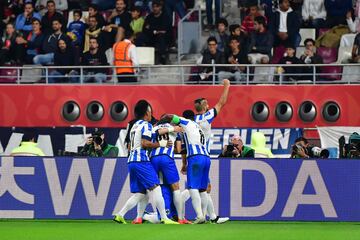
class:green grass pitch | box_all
[0,220,359,240]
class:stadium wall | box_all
[0,157,359,221]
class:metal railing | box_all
[0,63,360,85]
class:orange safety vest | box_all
[113,41,135,74]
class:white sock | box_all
[148,186,168,220]
[173,190,183,220]
[200,192,209,218]
[117,193,145,217]
[189,189,203,219]
[181,189,190,218]
[207,193,217,220]
[136,193,149,219]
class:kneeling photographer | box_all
[219,135,255,158]
[79,129,119,157]
[291,137,329,158]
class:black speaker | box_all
[299,101,317,122]
[251,101,269,122]
[322,101,340,122]
[275,101,293,122]
[110,101,128,122]
[86,101,104,121]
[62,101,80,122]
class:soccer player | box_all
[113,100,178,224]
[159,111,210,224]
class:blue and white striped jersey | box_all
[176,117,209,157]
[149,123,180,159]
[194,108,217,153]
[127,120,153,163]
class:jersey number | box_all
[130,132,135,149]
[199,130,205,145]
[157,133,169,142]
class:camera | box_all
[223,145,236,157]
[92,135,103,145]
[307,145,329,158]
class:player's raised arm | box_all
[157,126,183,135]
[214,79,230,114]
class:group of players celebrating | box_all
[113,79,230,224]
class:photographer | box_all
[79,129,119,157]
[219,135,254,158]
[291,136,329,158]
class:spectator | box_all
[278,44,302,81]
[83,16,107,53]
[204,0,221,31]
[15,2,41,35]
[351,32,360,62]
[346,4,360,33]
[299,38,323,79]
[247,16,273,64]
[135,0,172,65]
[229,23,248,52]
[0,23,22,65]
[325,0,353,28]
[86,3,106,29]
[15,18,45,64]
[130,5,145,36]
[10,132,45,156]
[163,0,187,20]
[79,129,119,157]
[81,37,109,83]
[33,18,70,65]
[302,0,326,29]
[67,9,85,47]
[272,0,301,47]
[218,36,248,82]
[41,0,65,35]
[250,131,274,158]
[211,18,229,53]
[218,135,254,158]
[35,0,68,15]
[105,0,131,42]
[8,0,25,18]
[49,39,78,83]
[241,3,267,34]
[113,31,139,82]
[199,36,226,82]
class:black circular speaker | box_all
[251,101,269,122]
[322,101,340,122]
[299,101,317,122]
[62,101,80,122]
[275,101,293,122]
[86,101,104,121]
[110,101,128,122]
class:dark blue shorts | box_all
[128,162,160,193]
[187,155,211,190]
[151,155,180,185]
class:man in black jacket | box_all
[299,38,323,80]
[278,44,302,81]
[41,0,65,35]
[272,0,301,47]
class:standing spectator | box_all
[49,39,78,83]
[67,9,85,47]
[241,3,267,35]
[113,32,139,82]
[351,32,360,62]
[33,18,70,65]
[218,36,248,82]
[248,16,273,64]
[35,0,68,15]
[278,44,302,81]
[272,0,301,47]
[105,0,131,42]
[163,0,187,20]
[15,18,45,64]
[81,37,109,83]
[130,5,145,36]
[302,0,326,29]
[204,0,221,31]
[325,0,353,28]
[15,2,41,35]
[211,18,229,53]
[86,4,106,29]
[11,132,45,156]
[83,16,106,52]
[0,23,22,65]
[299,38,323,80]
[136,0,172,64]
[41,0,65,35]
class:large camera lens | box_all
[93,136,103,145]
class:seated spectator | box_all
[67,9,85,47]
[299,38,323,79]
[104,0,131,42]
[250,131,274,158]
[10,132,45,156]
[302,0,326,29]
[135,0,172,64]
[83,16,107,52]
[81,37,109,83]
[49,39,78,83]
[33,18,70,65]
[346,5,360,33]
[247,16,273,64]
[86,3,106,29]
[40,0,65,35]
[325,0,352,28]
[15,2,41,36]
[35,0,68,16]
[219,36,248,82]
[130,6,145,36]
[113,31,138,82]
[351,32,360,62]
[15,18,45,64]
[199,36,226,82]
[278,44,302,81]
[272,0,301,47]
[0,23,22,65]
[218,135,254,158]
[229,23,248,53]
[211,17,229,53]
[241,3,267,35]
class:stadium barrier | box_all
[0,156,359,221]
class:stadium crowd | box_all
[1,0,360,82]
